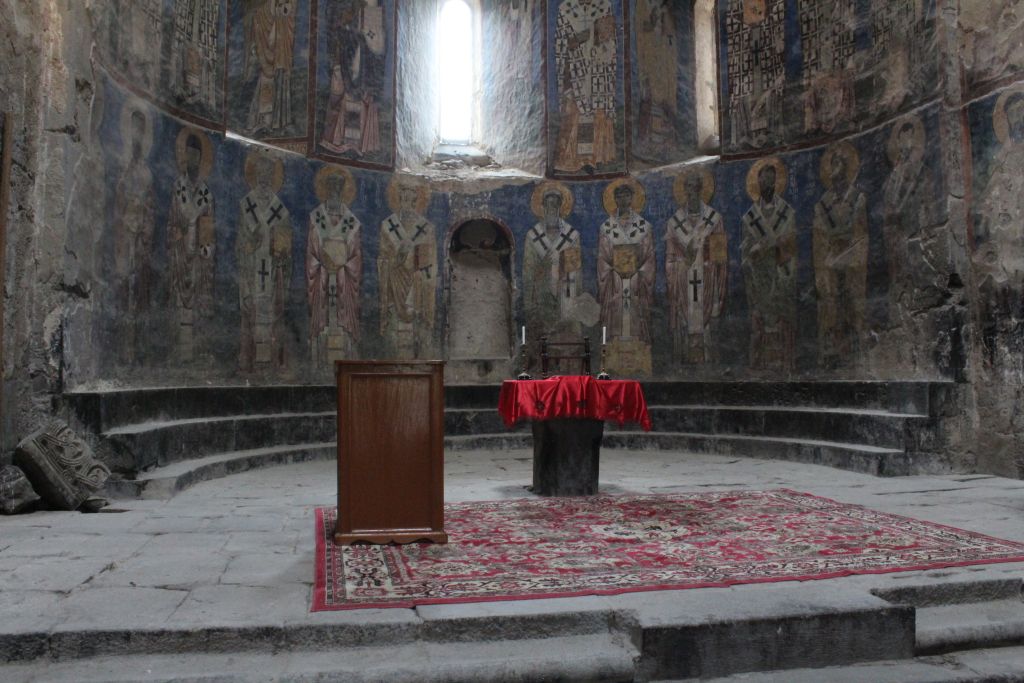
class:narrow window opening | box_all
[438,0,475,144]
[694,0,720,151]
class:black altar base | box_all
[530,418,605,496]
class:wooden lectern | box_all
[334,360,448,545]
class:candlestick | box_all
[521,326,526,345]
[602,326,607,345]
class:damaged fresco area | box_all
[720,0,940,154]
[628,0,698,166]
[93,0,227,128]
[960,0,1024,98]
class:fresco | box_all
[812,141,868,368]
[93,0,227,128]
[720,0,939,154]
[166,0,228,126]
[629,0,696,166]
[379,177,437,359]
[167,126,219,363]
[960,0,1024,99]
[739,156,798,371]
[723,0,786,150]
[598,178,655,374]
[548,0,628,178]
[665,167,727,365]
[75,62,960,387]
[307,165,362,366]
[312,0,396,169]
[522,182,584,349]
[969,85,1024,371]
[226,0,312,148]
[112,105,158,366]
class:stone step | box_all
[0,584,916,681]
[916,599,1024,655]
[674,645,1024,682]
[105,443,337,500]
[638,380,945,414]
[103,412,337,472]
[475,427,957,477]
[104,427,933,498]
[63,381,952,434]
[101,405,931,477]
[65,385,338,434]
[447,404,932,450]
[602,430,914,476]
[0,633,637,683]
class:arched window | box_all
[438,0,477,144]
[694,0,720,151]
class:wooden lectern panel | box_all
[335,360,447,545]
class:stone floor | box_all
[2,449,1024,681]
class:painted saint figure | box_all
[870,0,925,112]
[554,0,618,172]
[171,0,222,109]
[246,0,296,134]
[113,108,155,366]
[635,0,678,147]
[108,0,162,89]
[665,169,728,364]
[725,0,786,147]
[598,178,655,374]
[813,142,868,368]
[881,115,930,317]
[974,89,1024,290]
[237,152,292,372]
[378,178,436,358]
[740,157,797,371]
[320,0,385,156]
[307,166,362,365]
[973,88,1024,369]
[799,0,856,134]
[167,128,216,362]
[523,182,581,340]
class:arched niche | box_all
[444,217,516,382]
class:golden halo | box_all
[673,167,716,206]
[745,156,788,202]
[820,141,860,190]
[244,150,285,193]
[530,181,574,219]
[120,101,154,161]
[602,177,646,216]
[175,127,214,179]
[316,165,356,204]
[886,115,926,166]
[994,87,1024,145]
[385,175,429,214]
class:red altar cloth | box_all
[498,376,652,431]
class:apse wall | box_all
[73,0,963,387]
[4,0,1024,475]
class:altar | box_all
[498,375,651,496]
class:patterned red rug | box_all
[312,489,1024,611]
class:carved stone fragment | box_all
[13,422,110,511]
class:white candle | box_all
[521,326,526,345]
[602,326,607,345]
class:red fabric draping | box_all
[498,376,652,431]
